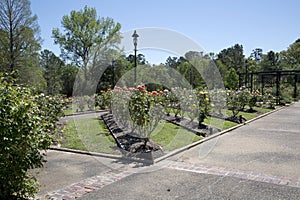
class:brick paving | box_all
[167,161,300,189]
[36,169,133,200]
[36,159,300,199]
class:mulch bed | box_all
[100,112,223,161]
[163,114,221,137]
[100,113,164,161]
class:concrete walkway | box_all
[36,102,300,199]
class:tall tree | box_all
[259,50,281,71]
[40,50,65,95]
[224,68,239,89]
[52,6,121,95]
[217,44,245,73]
[165,56,179,68]
[61,64,79,96]
[0,0,41,74]
[52,6,121,69]
[250,48,263,63]
[280,39,300,70]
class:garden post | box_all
[276,71,281,104]
[261,75,264,95]
[250,73,253,92]
[294,74,298,99]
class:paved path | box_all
[171,102,300,178]
[35,102,300,199]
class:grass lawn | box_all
[204,116,237,130]
[61,117,120,154]
[63,109,74,116]
[60,105,278,155]
[151,121,203,152]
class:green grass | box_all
[204,116,237,130]
[63,109,74,116]
[151,121,203,152]
[60,105,278,154]
[61,117,120,154]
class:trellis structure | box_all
[239,70,300,103]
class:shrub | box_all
[197,90,210,127]
[236,86,249,110]
[227,89,243,117]
[209,89,227,115]
[248,90,260,111]
[0,76,52,199]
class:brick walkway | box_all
[36,169,133,200]
[167,161,300,189]
[37,159,300,199]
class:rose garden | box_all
[1,1,300,199]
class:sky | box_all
[30,0,300,64]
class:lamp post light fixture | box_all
[111,59,115,87]
[132,30,139,83]
[245,60,249,87]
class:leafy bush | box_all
[248,90,260,111]
[227,89,243,117]
[197,90,210,127]
[0,74,68,199]
[236,86,249,110]
[128,85,163,139]
[263,92,276,109]
[0,78,51,199]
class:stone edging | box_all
[49,146,123,159]
[64,109,109,117]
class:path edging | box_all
[49,146,123,159]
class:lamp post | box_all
[111,59,115,87]
[132,30,139,83]
[245,60,249,87]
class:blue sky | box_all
[31,0,300,64]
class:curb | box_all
[49,146,154,164]
[64,109,109,117]
[49,146,123,160]
[154,104,289,163]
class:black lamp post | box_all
[245,60,249,87]
[111,59,115,87]
[132,30,139,83]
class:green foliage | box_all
[95,89,112,109]
[248,90,260,110]
[196,90,210,126]
[262,91,276,109]
[0,0,41,76]
[0,76,51,199]
[52,6,121,67]
[0,72,69,199]
[40,50,65,95]
[280,39,300,70]
[224,68,239,89]
[61,117,118,154]
[226,89,243,117]
[217,44,245,73]
[128,85,164,139]
[209,89,226,114]
[151,122,203,152]
[60,64,79,96]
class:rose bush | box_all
[0,74,68,199]
[197,90,210,127]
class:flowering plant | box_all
[197,90,210,127]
